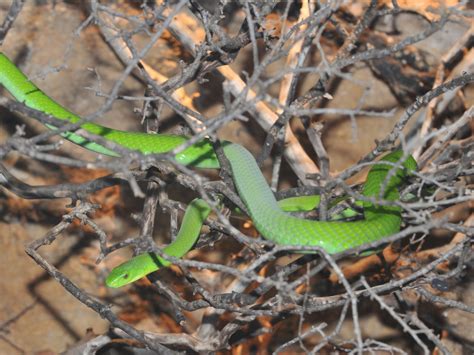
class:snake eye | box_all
[123,274,129,279]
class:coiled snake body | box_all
[0,53,417,287]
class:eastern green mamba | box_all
[0,53,417,288]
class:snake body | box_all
[0,53,417,288]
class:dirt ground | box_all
[0,1,472,354]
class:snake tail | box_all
[0,53,220,168]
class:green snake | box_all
[0,53,417,288]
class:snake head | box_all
[106,252,166,288]
[105,259,142,288]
